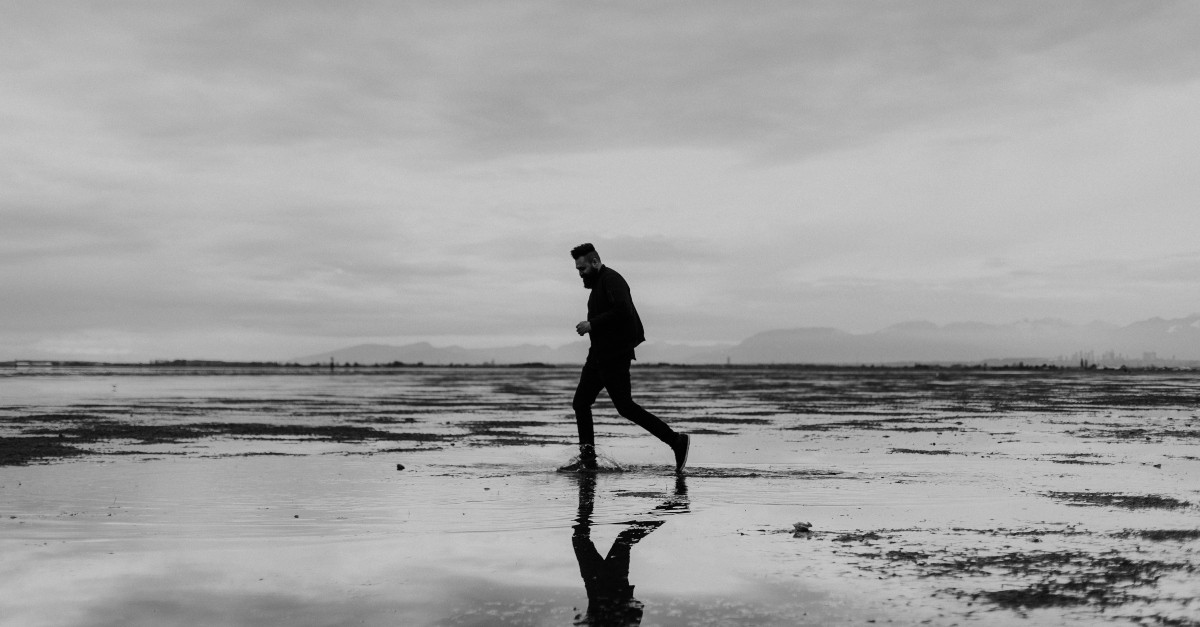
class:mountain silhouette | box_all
[294,314,1200,365]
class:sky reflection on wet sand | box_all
[2,368,1199,625]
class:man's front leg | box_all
[562,364,604,472]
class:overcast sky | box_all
[4,1,1199,361]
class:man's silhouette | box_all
[570,474,688,626]
[561,242,690,474]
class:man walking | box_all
[559,243,690,474]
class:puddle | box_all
[3,368,1200,625]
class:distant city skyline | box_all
[4,2,1200,362]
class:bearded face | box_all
[576,258,600,289]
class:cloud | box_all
[13,2,1200,164]
[4,2,1200,358]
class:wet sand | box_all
[2,367,1199,626]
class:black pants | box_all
[572,350,676,447]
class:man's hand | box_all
[576,321,591,336]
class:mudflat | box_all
[2,367,1198,626]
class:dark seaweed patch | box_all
[207,398,275,405]
[959,527,1090,538]
[39,421,446,444]
[192,423,445,442]
[0,436,89,465]
[888,448,958,455]
[698,369,1200,416]
[785,409,928,417]
[853,545,1197,611]
[7,413,111,424]
[1,420,452,464]
[1111,529,1200,542]
[1045,492,1191,510]
[28,421,200,444]
[1073,427,1200,441]
[952,553,1195,609]
[883,549,930,562]
[976,586,1081,609]
[460,420,555,432]
[469,437,572,447]
[787,417,963,433]
[677,416,773,425]
[353,416,418,424]
[833,531,884,543]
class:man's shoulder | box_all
[600,263,628,278]
[599,265,627,283]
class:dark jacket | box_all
[587,266,646,356]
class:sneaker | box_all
[557,444,598,473]
[672,433,690,474]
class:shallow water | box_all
[2,367,1199,626]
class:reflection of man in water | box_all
[560,243,690,474]
[571,474,688,626]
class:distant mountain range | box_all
[294,314,1200,366]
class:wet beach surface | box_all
[2,367,1199,626]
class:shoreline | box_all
[5,361,1200,377]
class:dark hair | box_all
[571,243,600,263]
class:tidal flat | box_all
[2,367,1199,626]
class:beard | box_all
[581,273,597,289]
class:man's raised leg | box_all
[601,355,691,473]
